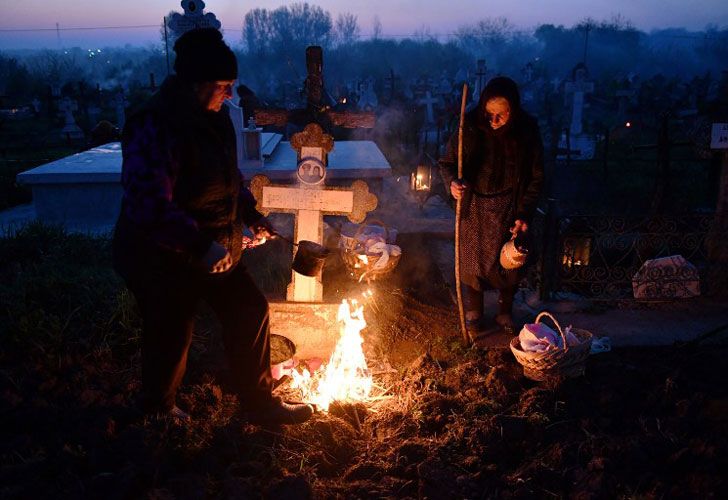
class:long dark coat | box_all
[439,83,544,289]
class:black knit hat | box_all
[479,76,521,111]
[173,28,237,82]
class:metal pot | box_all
[292,240,330,276]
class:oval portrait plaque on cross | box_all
[296,156,326,185]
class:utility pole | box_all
[56,22,62,49]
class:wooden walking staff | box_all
[455,83,469,344]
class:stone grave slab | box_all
[268,302,340,360]
[13,134,281,231]
[16,143,124,232]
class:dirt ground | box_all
[1,228,727,499]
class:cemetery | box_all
[1,0,728,497]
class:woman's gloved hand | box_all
[202,241,233,274]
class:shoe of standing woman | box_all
[241,397,314,425]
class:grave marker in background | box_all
[167,0,221,38]
[58,97,83,141]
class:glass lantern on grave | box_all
[561,236,592,269]
[410,154,433,210]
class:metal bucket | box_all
[292,240,330,277]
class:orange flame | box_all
[290,299,372,411]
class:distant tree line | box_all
[1,2,726,107]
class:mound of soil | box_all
[1,228,727,498]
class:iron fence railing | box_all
[535,209,728,301]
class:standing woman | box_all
[440,77,544,342]
[113,28,312,424]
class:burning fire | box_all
[290,299,372,411]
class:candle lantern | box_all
[410,154,434,210]
[562,236,592,269]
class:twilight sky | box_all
[2,0,727,49]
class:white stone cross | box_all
[419,91,438,124]
[564,77,594,136]
[58,97,83,140]
[58,97,78,125]
[249,124,377,302]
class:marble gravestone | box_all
[249,123,379,358]
[250,123,378,303]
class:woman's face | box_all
[195,80,235,112]
[484,97,511,130]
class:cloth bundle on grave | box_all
[339,219,402,282]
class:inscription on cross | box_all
[250,123,378,302]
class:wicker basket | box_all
[340,219,401,282]
[510,311,593,381]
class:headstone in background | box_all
[712,123,728,149]
[564,64,594,136]
[167,0,221,38]
[436,76,451,107]
[58,97,84,140]
[557,63,596,160]
[384,69,400,102]
[114,91,127,131]
[47,83,61,118]
[418,91,437,124]
[87,103,101,126]
[522,62,534,83]
[357,78,379,111]
[616,88,636,119]
[454,67,469,86]
[472,59,487,103]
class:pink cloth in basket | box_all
[519,322,579,352]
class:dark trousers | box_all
[462,267,518,321]
[124,262,273,413]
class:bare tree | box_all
[334,13,360,46]
[372,15,382,40]
[243,8,272,56]
[242,3,332,56]
[414,24,435,43]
